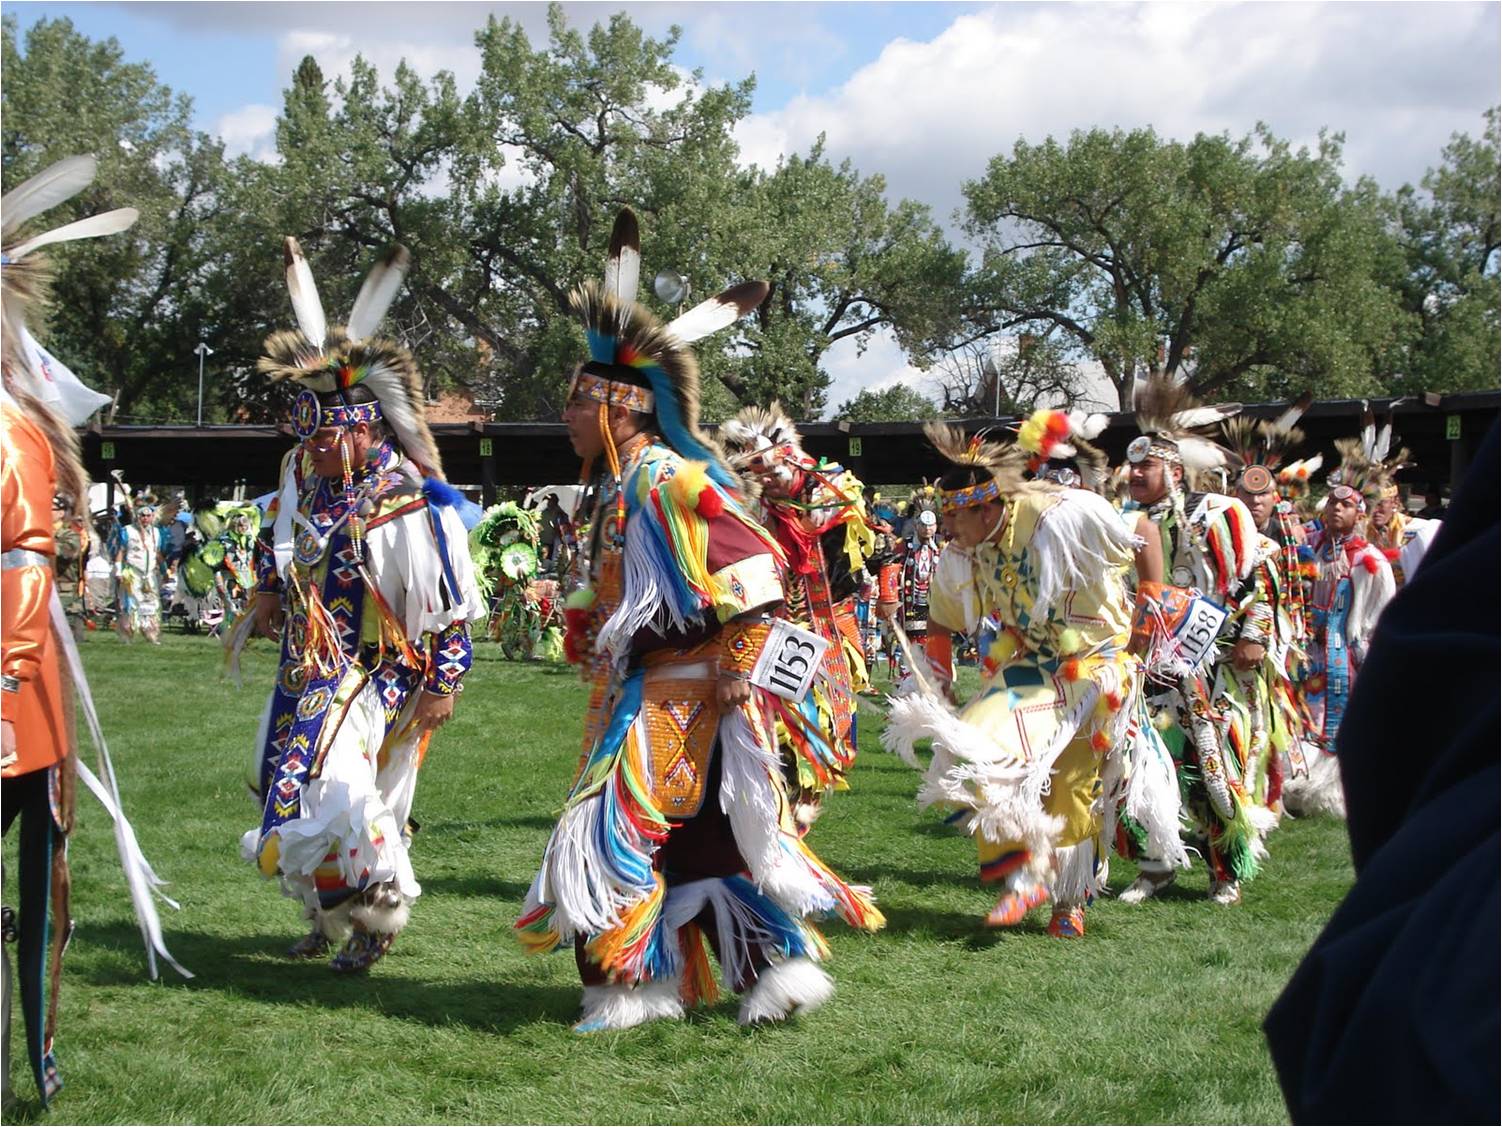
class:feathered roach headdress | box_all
[923,422,1038,513]
[720,401,801,468]
[1221,392,1311,496]
[2,155,139,510]
[1015,407,1110,492]
[1328,403,1410,509]
[258,238,442,480]
[1129,374,1241,485]
[718,401,804,504]
[567,208,768,490]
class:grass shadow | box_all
[72,922,578,1034]
[841,862,973,889]
[419,874,531,900]
[416,813,559,836]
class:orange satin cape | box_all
[2,402,69,777]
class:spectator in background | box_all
[538,492,569,567]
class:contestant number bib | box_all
[1174,597,1228,670]
[751,619,830,702]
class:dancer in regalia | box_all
[3,154,184,1107]
[883,423,1140,939]
[1283,436,1397,818]
[719,403,881,830]
[516,210,882,1031]
[1350,409,1439,590]
[230,239,484,971]
[1115,379,1277,907]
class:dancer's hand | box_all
[252,591,284,639]
[412,690,455,734]
[715,673,751,713]
[1,720,16,770]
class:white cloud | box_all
[214,103,279,162]
[734,1,1499,231]
[276,28,484,94]
[821,329,935,416]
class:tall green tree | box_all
[1391,107,1501,393]
[2,15,239,422]
[962,125,1413,407]
[831,382,939,424]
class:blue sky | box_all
[7,2,1499,410]
[7,2,975,127]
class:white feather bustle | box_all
[737,957,834,1026]
[1283,752,1347,818]
[577,979,685,1032]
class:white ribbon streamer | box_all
[48,592,192,980]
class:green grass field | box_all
[5,632,1352,1124]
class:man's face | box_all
[304,423,370,479]
[1128,456,1177,505]
[562,393,605,461]
[1324,492,1362,535]
[915,517,935,542]
[943,502,1002,549]
[1371,495,1398,525]
[1236,486,1277,530]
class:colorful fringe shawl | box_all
[594,448,783,663]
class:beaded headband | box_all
[940,478,1001,513]
[291,386,383,441]
[569,368,655,413]
[1126,435,1183,465]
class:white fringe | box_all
[576,979,685,1032]
[1283,751,1347,818]
[880,691,1066,867]
[1118,716,1192,870]
[1031,490,1139,620]
[718,709,856,918]
[364,496,487,641]
[529,806,632,941]
[664,877,822,993]
[738,957,835,1026]
[594,508,696,663]
[1051,838,1104,908]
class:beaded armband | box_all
[423,623,473,695]
[719,620,772,681]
